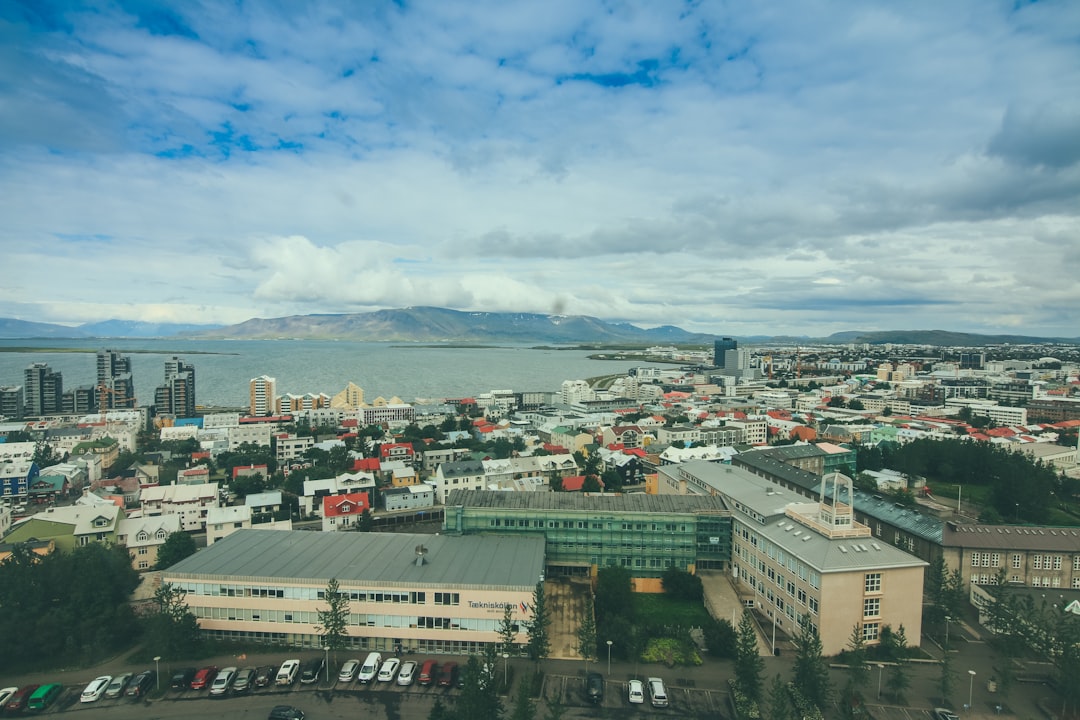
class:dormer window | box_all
[137,530,149,541]
[155,529,167,539]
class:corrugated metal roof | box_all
[445,489,730,513]
[164,529,545,589]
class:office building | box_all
[96,349,136,409]
[155,356,196,417]
[0,385,24,420]
[163,528,544,654]
[249,375,277,417]
[24,362,63,416]
[713,337,737,366]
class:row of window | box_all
[482,518,690,532]
[971,553,1080,571]
[192,606,504,632]
[175,582,456,605]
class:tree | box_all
[143,582,201,660]
[883,625,911,703]
[734,611,765,705]
[155,530,197,570]
[581,475,602,493]
[792,617,831,711]
[576,603,598,672]
[428,696,452,720]
[844,624,870,695]
[524,581,550,666]
[499,603,518,657]
[661,566,703,601]
[315,578,350,666]
[766,673,792,720]
[601,468,623,492]
[548,471,563,492]
[938,650,956,706]
[457,655,503,720]
[848,399,865,411]
[509,679,536,720]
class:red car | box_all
[5,685,40,713]
[436,662,458,688]
[417,660,438,686]
[191,666,218,690]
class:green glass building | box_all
[443,489,731,578]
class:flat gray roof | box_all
[445,488,730,514]
[164,529,545,590]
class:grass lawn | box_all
[633,593,714,628]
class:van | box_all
[357,652,382,683]
[417,659,438,686]
[276,659,300,686]
[28,683,63,711]
[648,677,668,708]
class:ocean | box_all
[0,338,663,409]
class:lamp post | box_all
[944,616,952,648]
[324,646,329,684]
[968,670,976,710]
[877,664,884,699]
[154,656,161,692]
[502,652,509,686]
[606,640,613,675]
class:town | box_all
[1,338,1079,720]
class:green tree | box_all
[844,624,870,697]
[143,582,201,660]
[548,471,563,492]
[155,530,197,569]
[315,578,350,666]
[509,679,536,720]
[938,649,956,706]
[577,602,598,672]
[457,655,503,720]
[766,673,792,720]
[734,611,765,704]
[428,696,452,720]
[848,399,865,411]
[499,603,518,657]
[661,566,703,601]
[524,581,550,666]
[883,625,911,703]
[792,617,831,711]
[581,475,602,492]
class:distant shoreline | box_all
[0,347,234,355]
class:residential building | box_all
[155,357,196,417]
[383,483,436,512]
[249,375,278,417]
[330,382,365,409]
[229,423,272,449]
[275,434,314,465]
[322,492,371,531]
[163,528,544,654]
[0,459,38,499]
[96,349,136,409]
[443,489,732,580]
[244,491,284,522]
[0,385,24,420]
[359,403,415,425]
[206,505,253,545]
[2,503,123,551]
[300,472,376,516]
[116,514,182,570]
[61,385,98,414]
[140,482,220,531]
[24,362,63,416]
[942,522,1080,590]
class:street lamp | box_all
[968,669,976,710]
[154,656,161,692]
[502,652,509,686]
[606,640,613,675]
[324,646,329,684]
[877,664,884,699]
[944,616,952,648]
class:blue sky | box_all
[2,0,1079,337]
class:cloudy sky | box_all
[2,1,1079,338]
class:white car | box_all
[81,675,112,703]
[210,667,237,696]
[276,659,301,686]
[627,679,644,704]
[377,657,400,682]
[396,661,417,686]
[338,658,360,683]
[0,688,19,708]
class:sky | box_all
[2,1,1079,338]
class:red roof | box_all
[191,451,210,460]
[561,475,607,492]
[232,464,268,479]
[341,419,359,428]
[985,427,1016,437]
[380,442,415,458]
[623,447,647,458]
[323,492,370,518]
[352,458,380,472]
[543,443,569,454]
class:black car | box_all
[586,672,604,704]
[126,670,155,699]
[299,657,325,685]
[170,667,196,689]
[268,705,305,720]
[254,666,276,688]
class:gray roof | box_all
[756,514,927,574]
[732,451,822,495]
[823,484,944,545]
[164,528,545,590]
[943,522,1080,552]
[445,488,729,514]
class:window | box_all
[1034,555,1043,570]
[808,597,819,614]
[137,547,148,555]
[138,560,149,569]
[1074,556,1080,572]
[971,552,982,567]
[862,622,879,642]
[991,553,1000,567]
[1013,554,1022,569]
[1054,556,1063,570]
[864,573,881,593]
[863,598,880,618]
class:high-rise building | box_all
[249,375,277,417]
[24,362,63,416]
[713,337,737,367]
[155,356,196,417]
[61,385,98,414]
[96,349,136,409]
[0,385,24,420]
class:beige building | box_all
[659,462,926,655]
[116,514,182,571]
[942,522,1080,590]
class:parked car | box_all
[437,662,458,687]
[0,687,18,708]
[396,660,418,686]
[627,679,644,704]
[586,672,604,704]
[232,667,256,693]
[377,658,400,683]
[417,660,438,686]
[268,705,306,720]
[210,666,237,696]
[5,684,39,713]
[299,657,324,685]
[357,652,382,684]
[105,673,133,699]
[934,709,960,720]
[254,666,276,688]
[647,676,668,708]
[276,659,300,686]
[190,666,218,690]
[338,658,360,683]
[27,683,63,711]
[81,675,112,703]
[126,670,155,699]
[170,667,196,689]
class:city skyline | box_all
[2,2,1079,337]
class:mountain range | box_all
[1,308,1077,346]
